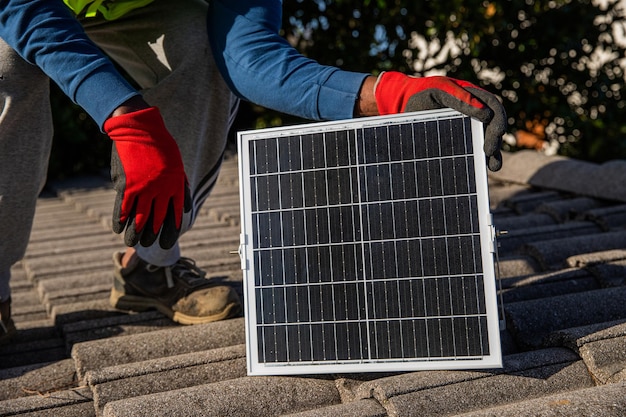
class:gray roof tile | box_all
[566,249,626,269]
[282,398,387,417]
[576,204,626,231]
[0,359,77,401]
[71,317,246,381]
[0,336,66,369]
[586,258,626,287]
[492,212,556,233]
[496,221,603,253]
[505,287,626,348]
[383,360,593,417]
[491,150,626,203]
[0,387,94,417]
[2,151,626,416]
[499,268,599,303]
[62,311,176,347]
[353,347,579,403]
[495,255,542,278]
[102,377,341,417]
[88,345,247,414]
[534,197,607,222]
[501,190,563,214]
[520,230,626,270]
[578,330,626,384]
[548,320,626,350]
[453,382,626,417]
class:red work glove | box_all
[104,106,191,249]
[374,71,506,171]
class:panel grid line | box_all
[355,127,374,362]
[323,133,341,362]
[435,122,458,357]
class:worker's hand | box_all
[374,71,506,171]
[104,106,191,249]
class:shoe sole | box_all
[110,288,241,325]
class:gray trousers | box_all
[0,0,238,301]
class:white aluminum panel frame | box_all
[237,109,502,375]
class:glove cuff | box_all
[104,106,167,139]
[373,71,414,115]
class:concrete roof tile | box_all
[492,150,626,203]
[36,270,111,300]
[50,299,123,328]
[505,287,626,348]
[354,347,578,403]
[586,259,626,287]
[453,382,626,417]
[496,221,603,253]
[384,360,593,417]
[579,334,626,384]
[499,270,599,303]
[0,337,67,369]
[502,190,563,214]
[486,182,530,209]
[534,197,607,222]
[43,283,111,315]
[576,204,626,231]
[3,151,626,416]
[492,212,556,234]
[0,387,93,417]
[0,359,77,401]
[24,234,121,260]
[62,311,176,348]
[282,398,387,417]
[567,250,626,269]
[500,268,591,290]
[88,345,247,413]
[520,230,626,270]
[496,255,542,278]
[23,252,117,280]
[102,376,341,417]
[71,317,245,381]
[355,369,492,403]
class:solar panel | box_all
[237,108,502,375]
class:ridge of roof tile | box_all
[102,376,341,417]
[520,230,626,270]
[87,345,248,414]
[383,360,593,417]
[452,381,626,417]
[282,398,388,417]
[491,150,626,203]
[71,317,246,381]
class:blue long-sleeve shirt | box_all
[0,0,138,128]
[0,0,368,129]
[208,0,368,122]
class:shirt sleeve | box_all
[207,0,369,121]
[0,0,139,128]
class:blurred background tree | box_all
[49,0,626,180]
[49,83,110,180]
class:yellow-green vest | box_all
[63,0,155,20]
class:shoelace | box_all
[146,257,207,289]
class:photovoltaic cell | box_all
[238,109,501,375]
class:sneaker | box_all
[110,252,241,325]
[0,297,16,345]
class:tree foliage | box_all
[50,0,626,180]
[272,0,626,161]
[49,84,110,180]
